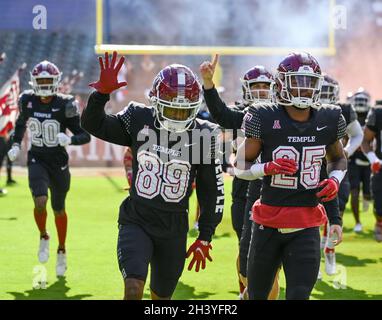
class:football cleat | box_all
[324,250,336,275]
[354,223,363,233]
[56,250,67,277]
[38,234,50,263]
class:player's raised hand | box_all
[89,51,127,94]
[199,54,219,89]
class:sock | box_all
[34,208,47,237]
[325,247,335,254]
[55,212,67,250]
[323,222,328,237]
[239,279,246,294]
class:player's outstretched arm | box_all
[81,51,132,146]
[200,54,244,129]
[186,153,224,272]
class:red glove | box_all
[264,158,298,176]
[186,240,212,272]
[371,161,382,174]
[89,51,127,94]
[316,178,339,202]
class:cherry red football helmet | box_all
[149,64,202,132]
[274,52,323,109]
[241,66,274,103]
[30,60,62,97]
[319,74,340,104]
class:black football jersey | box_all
[365,105,382,160]
[82,91,224,241]
[13,90,90,155]
[338,103,357,126]
[243,103,347,207]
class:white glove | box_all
[57,133,72,147]
[8,144,20,162]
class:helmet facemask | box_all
[152,94,202,133]
[241,79,273,103]
[320,82,339,104]
[276,70,323,109]
[30,72,61,97]
[353,94,370,113]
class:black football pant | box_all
[239,179,261,278]
[247,223,320,300]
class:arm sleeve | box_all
[195,158,224,242]
[65,99,91,145]
[12,94,29,145]
[365,108,378,132]
[81,91,132,146]
[242,106,262,139]
[203,86,244,129]
[344,120,363,157]
[336,113,347,141]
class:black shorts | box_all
[247,223,320,300]
[117,222,187,298]
[348,162,371,196]
[28,152,70,211]
[371,171,382,217]
[338,173,350,212]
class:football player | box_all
[7,61,91,276]
[319,75,363,275]
[201,56,279,300]
[235,52,346,300]
[361,99,382,242]
[81,52,224,300]
[347,89,373,232]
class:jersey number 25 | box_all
[271,145,326,190]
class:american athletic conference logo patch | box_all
[273,120,281,129]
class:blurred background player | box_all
[82,52,224,300]
[347,88,373,233]
[7,60,90,277]
[362,99,382,242]
[318,75,363,275]
[201,56,279,300]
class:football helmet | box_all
[149,64,202,133]
[274,52,323,109]
[240,66,274,103]
[30,60,62,97]
[353,88,371,113]
[320,74,340,104]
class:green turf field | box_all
[1,174,381,300]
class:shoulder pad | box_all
[19,90,34,102]
[195,118,220,132]
[56,92,75,101]
[65,99,80,118]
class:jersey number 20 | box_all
[29,118,61,147]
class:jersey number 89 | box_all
[135,151,191,202]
